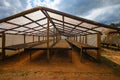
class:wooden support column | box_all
[56,32,59,42]
[47,18,50,62]
[38,36,40,41]
[2,32,5,61]
[76,35,78,42]
[62,16,64,33]
[84,36,85,43]
[24,34,26,44]
[97,33,101,61]
[42,36,44,40]
[74,36,75,41]
[79,35,81,42]
[33,35,34,42]
[85,35,87,44]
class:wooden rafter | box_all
[41,10,61,35]
[68,22,83,36]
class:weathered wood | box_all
[41,10,61,35]
[62,16,64,32]
[2,32,5,60]
[47,18,50,61]
[97,33,101,60]
[79,35,81,42]
[38,36,40,41]
[85,35,87,44]
[33,35,34,42]
[24,34,26,44]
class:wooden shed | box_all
[0,6,119,61]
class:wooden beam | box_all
[47,18,50,62]
[38,36,40,41]
[2,32,5,60]
[24,34,26,44]
[41,10,61,35]
[62,16,64,33]
[85,35,87,44]
[79,35,81,42]
[97,33,101,61]
[68,22,83,36]
[33,35,34,42]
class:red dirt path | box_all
[0,50,120,80]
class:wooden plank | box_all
[33,35,34,42]
[97,33,101,60]
[24,34,26,44]
[85,35,87,44]
[38,36,40,41]
[79,35,81,42]
[41,10,61,36]
[62,16,64,32]
[2,32,5,60]
[47,18,50,61]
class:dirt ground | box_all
[102,48,120,65]
[0,49,120,80]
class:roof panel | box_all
[26,23,39,28]
[80,23,97,29]
[76,27,87,31]
[40,28,46,31]
[37,18,47,25]
[87,30,97,33]
[0,22,18,29]
[34,27,43,30]
[32,31,39,33]
[25,29,34,32]
[0,6,118,35]
[8,16,32,25]
[25,10,45,21]
[64,23,75,28]
[64,17,80,25]
[94,27,115,34]
[5,30,18,34]
[48,11,62,21]
[0,29,5,32]
[53,19,63,24]
[14,27,28,31]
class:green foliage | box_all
[110,22,120,28]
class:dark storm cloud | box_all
[0,0,120,24]
[57,0,120,16]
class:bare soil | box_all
[0,49,120,80]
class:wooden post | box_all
[43,36,44,40]
[76,35,78,42]
[62,16,64,33]
[47,18,50,62]
[79,35,81,42]
[2,32,5,61]
[33,35,34,42]
[85,35,87,44]
[97,33,101,61]
[24,34,25,43]
[38,36,40,41]
[74,36,75,41]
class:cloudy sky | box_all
[0,0,120,24]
